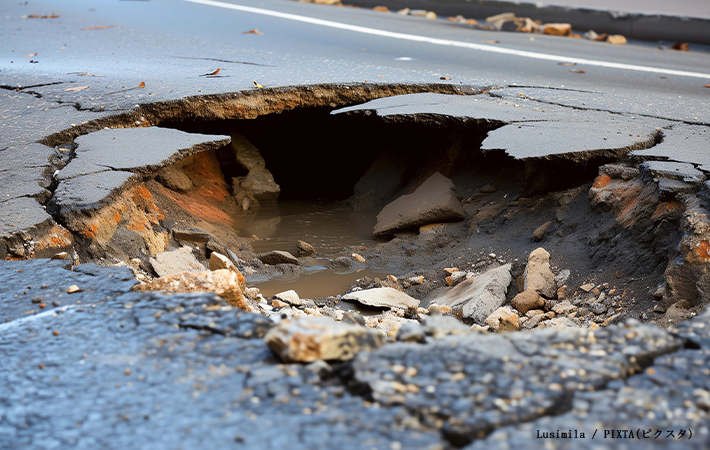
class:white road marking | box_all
[184,0,710,79]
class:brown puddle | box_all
[235,200,388,298]
[253,267,390,299]
[234,201,378,256]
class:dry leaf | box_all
[440,76,450,80]
[242,29,263,35]
[672,43,689,51]
[65,85,89,92]
[253,81,264,88]
[82,25,115,30]
[560,62,576,67]
[569,69,586,74]
[27,14,40,18]
[704,84,710,88]
[373,6,389,12]
[137,81,146,88]
[24,52,37,58]
[200,68,221,76]
[482,40,499,44]
[377,75,385,78]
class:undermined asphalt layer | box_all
[3,1,710,448]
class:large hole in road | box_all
[43,94,697,332]
[146,105,677,323]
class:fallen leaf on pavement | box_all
[704,84,710,88]
[672,43,689,51]
[65,85,89,92]
[440,76,450,80]
[104,81,145,95]
[24,53,37,58]
[606,35,626,45]
[242,29,263,35]
[200,68,221,76]
[482,40,499,44]
[569,69,586,74]
[253,81,264,88]
[83,25,115,30]
[559,62,576,66]
[373,6,389,12]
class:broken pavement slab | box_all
[343,286,420,310]
[373,172,465,237]
[53,127,230,217]
[432,263,512,322]
[57,127,230,180]
[334,92,663,162]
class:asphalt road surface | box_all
[2,1,710,450]
[1,0,709,117]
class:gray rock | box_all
[432,264,512,322]
[257,250,300,265]
[265,316,384,362]
[373,172,465,238]
[150,247,206,277]
[343,287,419,310]
[173,227,213,244]
[241,168,280,202]
[591,302,609,315]
[230,133,266,171]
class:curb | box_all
[346,0,710,45]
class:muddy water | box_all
[235,201,389,298]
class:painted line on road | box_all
[184,0,710,80]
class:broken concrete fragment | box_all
[274,289,305,307]
[524,248,556,299]
[373,172,465,238]
[343,287,419,310]
[134,269,249,310]
[641,161,706,185]
[257,250,300,265]
[150,247,206,278]
[265,316,384,362]
[172,227,212,244]
[432,264,512,322]
[209,251,236,273]
[511,289,545,314]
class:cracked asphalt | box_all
[2,0,710,448]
